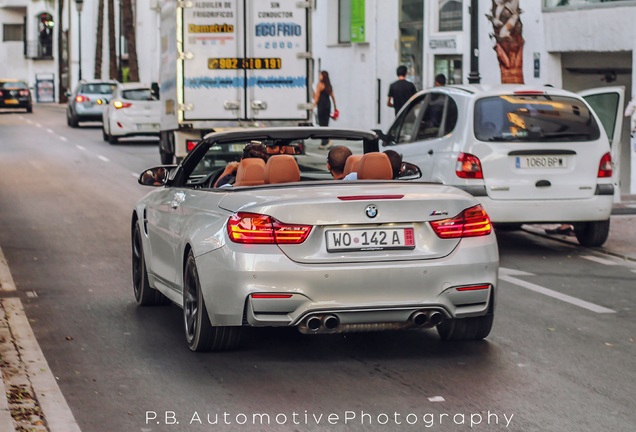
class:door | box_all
[383,92,459,181]
[181,0,244,120]
[579,86,624,199]
[246,0,309,120]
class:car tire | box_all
[183,250,241,352]
[102,127,108,142]
[108,132,118,144]
[573,220,610,247]
[160,149,174,165]
[132,222,170,306]
[26,105,33,113]
[69,112,79,128]
[437,313,494,341]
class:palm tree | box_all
[107,0,117,79]
[122,0,139,82]
[94,0,104,79]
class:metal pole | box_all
[118,0,123,81]
[467,0,480,84]
[78,10,82,81]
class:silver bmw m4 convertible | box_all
[132,128,499,351]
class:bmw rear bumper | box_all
[195,236,499,327]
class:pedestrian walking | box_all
[387,65,417,116]
[314,70,337,149]
[625,94,636,152]
[434,74,446,87]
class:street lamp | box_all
[75,0,84,81]
[467,0,481,84]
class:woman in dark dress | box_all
[313,71,337,149]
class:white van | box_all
[377,85,625,247]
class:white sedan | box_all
[102,82,160,144]
[132,128,499,352]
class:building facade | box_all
[2,0,635,193]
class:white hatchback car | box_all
[377,85,624,247]
[101,83,160,144]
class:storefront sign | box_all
[429,36,459,54]
[350,0,365,43]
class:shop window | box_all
[439,0,462,32]
[399,0,423,90]
[338,0,351,43]
[3,24,24,42]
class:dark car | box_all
[0,80,33,113]
[66,80,117,127]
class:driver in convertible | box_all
[214,142,269,187]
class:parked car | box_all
[375,85,625,247]
[101,82,160,144]
[0,79,33,113]
[132,127,499,351]
[66,80,117,127]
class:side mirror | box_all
[397,162,422,180]
[372,128,386,141]
[65,91,71,97]
[139,166,173,186]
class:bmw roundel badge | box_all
[365,205,378,218]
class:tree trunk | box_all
[57,0,67,102]
[94,0,104,79]
[122,0,139,82]
[487,0,524,84]
[107,0,117,80]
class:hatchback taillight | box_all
[75,95,90,103]
[598,152,612,178]
[456,153,483,179]
[430,205,492,239]
[227,212,312,244]
[113,100,132,109]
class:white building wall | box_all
[311,0,398,130]
[0,8,30,83]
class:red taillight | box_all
[456,153,483,179]
[75,95,90,103]
[598,152,612,178]
[430,204,492,239]
[251,294,293,299]
[186,140,199,152]
[456,284,491,292]
[19,90,29,96]
[113,100,132,109]
[227,212,312,244]
[513,90,546,95]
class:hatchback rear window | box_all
[79,84,116,95]
[474,95,601,142]
[122,89,157,101]
[0,81,27,89]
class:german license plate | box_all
[5,99,19,104]
[326,227,415,252]
[515,156,567,169]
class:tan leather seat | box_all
[264,155,301,184]
[343,154,362,176]
[234,158,266,186]
[357,152,393,180]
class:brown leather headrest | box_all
[357,152,393,180]
[234,158,266,186]
[343,154,362,176]
[264,155,301,184]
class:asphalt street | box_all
[0,105,634,432]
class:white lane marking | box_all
[59,136,68,142]
[26,291,38,298]
[76,145,85,151]
[26,119,32,124]
[499,274,616,314]
[132,172,139,178]
[428,396,445,402]
[46,128,54,134]
[97,155,110,163]
[0,248,16,292]
[0,247,82,432]
[36,123,42,128]
[581,255,618,266]
[499,267,534,277]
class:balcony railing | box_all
[24,41,54,60]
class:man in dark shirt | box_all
[387,65,417,115]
